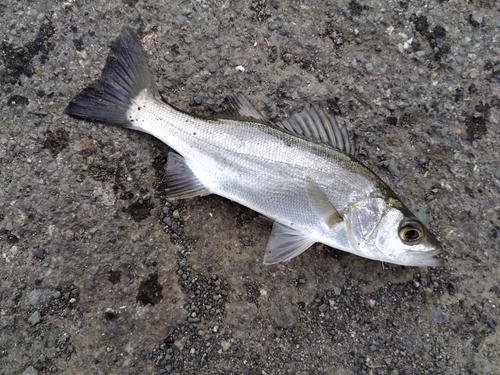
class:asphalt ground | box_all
[1,1,499,374]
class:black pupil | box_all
[405,229,420,241]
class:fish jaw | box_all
[347,235,444,267]
[377,249,444,267]
[399,248,443,267]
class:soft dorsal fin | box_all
[276,105,358,158]
[216,92,272,124]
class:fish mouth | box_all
[418,252,443,266]
[405,248,444,267]
[408,231,444,267]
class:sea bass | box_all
[66,27,443,266]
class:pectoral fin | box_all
[159,152,210,199]
[264,222,316,264]
[305,178,343,227]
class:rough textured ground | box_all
[1,0,499,374]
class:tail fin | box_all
[65,26,157,126]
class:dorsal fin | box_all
[215,92,272,125]
[276,105,358,158]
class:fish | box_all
[66,27,443,267]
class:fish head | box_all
[345,197,443,266]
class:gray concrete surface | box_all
[1,0,499,374]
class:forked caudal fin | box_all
[65,27,157,126]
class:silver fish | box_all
[66,27,443,266]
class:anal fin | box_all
[264,222,315,265]
[160,152,210,199]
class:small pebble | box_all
[494,168,500,179]
[468,207,478,218]
[470,11,484,27]
[28,311,41,326]
[436,308,447,323]
[207,63,217,73]
[192,95,204,105]
[174,15,185,27]
[33,248,45,260]
[103,308,117,320]
[221,341,231,351]
[21,366,38,375]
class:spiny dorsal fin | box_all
[216,92,272,125]
[276,105,358,158]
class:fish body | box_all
[66,27,443,266]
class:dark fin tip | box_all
[66,26,156,126]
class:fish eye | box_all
[399,221,424,244]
